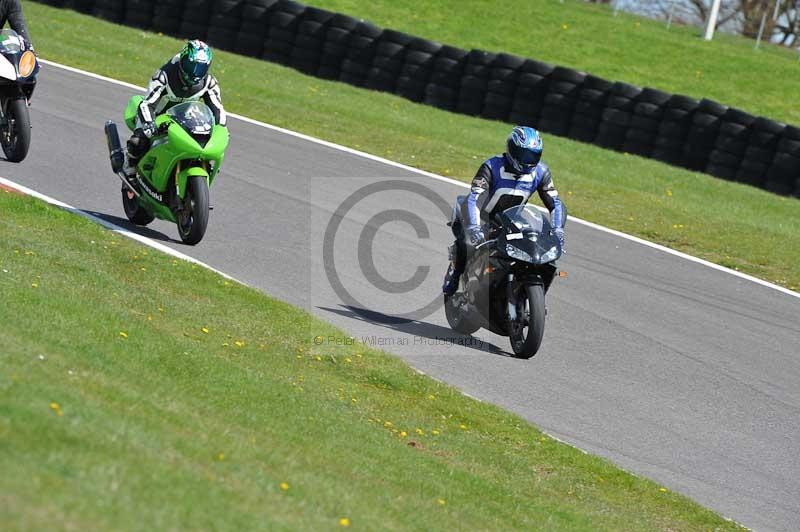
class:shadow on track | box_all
[317,304,512,357]
[87,211,180,244]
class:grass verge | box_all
[0,182,744,530]
[25,1,800,293]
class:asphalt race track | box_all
[7,64,800,531]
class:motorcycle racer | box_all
[442,126,566,296]
[124,40,226,178]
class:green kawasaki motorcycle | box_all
[104,96,229,245]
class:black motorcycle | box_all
[0,29,38,163]
[444,205,563,358]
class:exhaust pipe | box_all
[104,120,139,197]
[104,120,124,174]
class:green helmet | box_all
[178,40,213,86]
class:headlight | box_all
[18,51,35,78]
[540,246,559,263]
[505,243,532,262]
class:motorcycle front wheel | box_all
[177,174,209,245]
[1,98,31,163]
[509,284,546,358]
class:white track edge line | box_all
[0,176,244,284]
[39,58,799,300]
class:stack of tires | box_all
[482,54,524,121]
[457,50,496,116]
[508,60,552,127]
[567,74,610,143]
[538,67,584,136]
[764,122,799,195]
[236,0,278,58]
[206,0,245,51]
[124,0,155,29]
[93,0,124,23]
[623,88,670,157]
[396,38,442,102]
[317,14,358,79]
[652,95,698,166]
[423,45,467,112]
[706,108,754,181]
[736,117,782,188]
[682,99,726,172]
[338,21,381,87]
[289,6,334,75]
[262,0,305,64]
[365,30,411,92]
[180,0,214,40]
[153,0,185,35]
[597,82,640,151]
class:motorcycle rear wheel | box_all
[1,98,31,163]
[121,186,155,226]
[177,174,209,245]
[444,293,480,335]
[509,284,546,358]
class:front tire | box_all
[121,186,154,226]
[444,293,480,335]
[177,174,209,245]
[509,284,546,359]
[1,98,31,163]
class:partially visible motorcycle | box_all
[444,205,563,358]
[104,96,229,245]
[0,29,38,163]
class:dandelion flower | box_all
[415,428,424,435]
[119,331,128,338]
[427,394,435,400]
[31,283,38,288]
[438,498,446,505]
[659,487,668,493]
[201,327,209,334]
[432,430,440,435]
[459,424,467,430]
[280,482,289,491]
[400,431,407,437]
[339,517,350,527]
[235,340,245,347]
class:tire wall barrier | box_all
[36,0,800,197]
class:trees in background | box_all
[593,0,800,45]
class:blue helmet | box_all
[505,126,543,174]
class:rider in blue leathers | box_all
[442,126,566,296]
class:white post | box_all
[704,0,722,40]
[756,12,767,48]
[773,0,782,21]
[666,0,675,30]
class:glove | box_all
[140,121,157,139]
[467,225,485,246]
[554,227,565,249]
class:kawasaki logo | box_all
[137,176,163,202]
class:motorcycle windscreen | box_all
[166,102,215,134]
[0,30,22,54]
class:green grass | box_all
[309,0,800,125]
[26,2,800,291]
[0,183,744,530]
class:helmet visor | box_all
[180,56,210,82]
[509,144,541,168]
